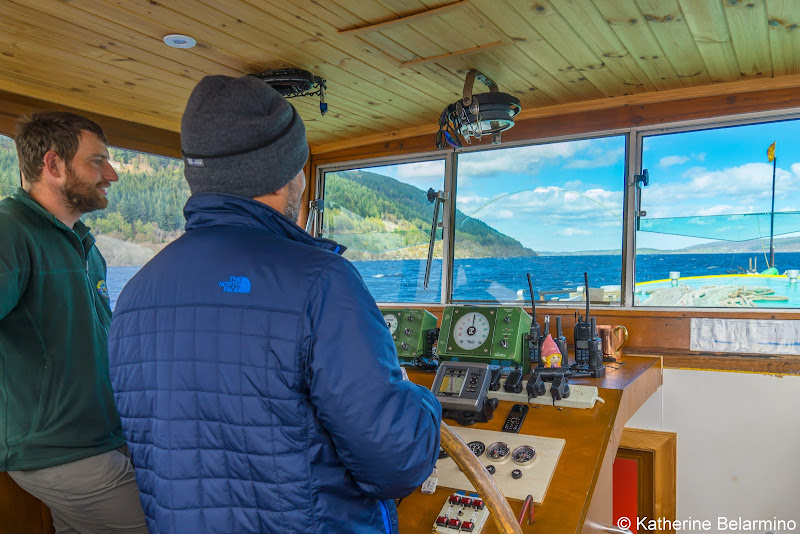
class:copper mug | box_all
[596,325,628,361]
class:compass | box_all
[467,441,486,457]
[486,441,510,462]
[511,445,536,467]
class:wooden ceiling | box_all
[1,0,799,152]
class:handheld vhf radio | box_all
[526,273,541,368]
[571,272,605,378]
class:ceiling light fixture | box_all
[163,34,197,49]
[436,69,521,149]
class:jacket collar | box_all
[13,187,94,245]
[184,192,344,255]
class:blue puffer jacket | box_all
[109,193,442,534]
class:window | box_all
[453,136,627,304]
[635,118,800,308]
[0,135,20,198]
[83,147,187,308]
[320,159,446,303]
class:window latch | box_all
[634,169,649,230]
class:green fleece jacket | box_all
[0,188,124,471]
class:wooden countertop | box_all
[400,355,662,534]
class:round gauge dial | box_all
[467,441,486,457]
[511,445,536,467]
[383,313,398,335]
[486,441,510,462]
[453,312,491,350]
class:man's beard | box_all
[283,174,304,223]
[61,164,108,215]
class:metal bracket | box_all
[305,198,324,235]
[424,188,449,290]
[634,169,649,231]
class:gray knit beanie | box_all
[181,75,308,197]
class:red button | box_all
[461,521,475,532]
[459,496,473,506]
[448,518,461,529]
[449,495,461,505]
[472,499,484,510]
[436,516,448,526]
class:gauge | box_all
[486,441,510,462]
[453,311,491,350]
[511,445,536,467]
[438,446,449,459]
[467,441,485,457]
[383,313,398,335]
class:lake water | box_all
[107,252,800,310]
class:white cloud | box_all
[496,209,514,219]
[658,155,690,168]
[458,140,590,177]
[566,147,625,169]
[394,161,445,187]
[560,227,591,236]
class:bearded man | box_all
[0,111,147,533]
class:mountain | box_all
[324,170,535,260]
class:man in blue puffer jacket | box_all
[108,75,442,534]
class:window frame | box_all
[314,107,800,313]
[315,151,453,305]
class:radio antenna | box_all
[584,272,590,320]
[527,273,536,321]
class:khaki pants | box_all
[8,447,148,534]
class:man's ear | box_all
[43,151,64,180]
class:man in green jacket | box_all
[0,112,146,533]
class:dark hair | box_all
[15,111,108,185]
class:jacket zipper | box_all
[378,500,393,534]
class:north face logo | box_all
[219,276,251,294]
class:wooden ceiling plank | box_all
[473,0,606,100]
[0,67,180,131]
[765,0,800,77]
[399,42,504,67]
[2,1,240,83]
[676,0,741,83]
[183,0,447,120]
[722,0,773,78]
[0,19,195,99]
[633,0,713,87]
[0,49,186,113]
[245,0,469,108]
[506,0,638,97]
[590,0,684,90]
[20,0,263,75]
[92,0,431,130]
[339,0,467,35]
[548,0,657,93]
[466,0,595,103]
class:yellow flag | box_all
[767,141,776,162]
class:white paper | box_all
[690,318,800,355]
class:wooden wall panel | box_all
[0,90,181,159]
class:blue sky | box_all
[348,117,800,253]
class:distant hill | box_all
[325,170,535,260]
[1,139,533,262]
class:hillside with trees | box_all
[1,137,534,261]
[325,170,535,259]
